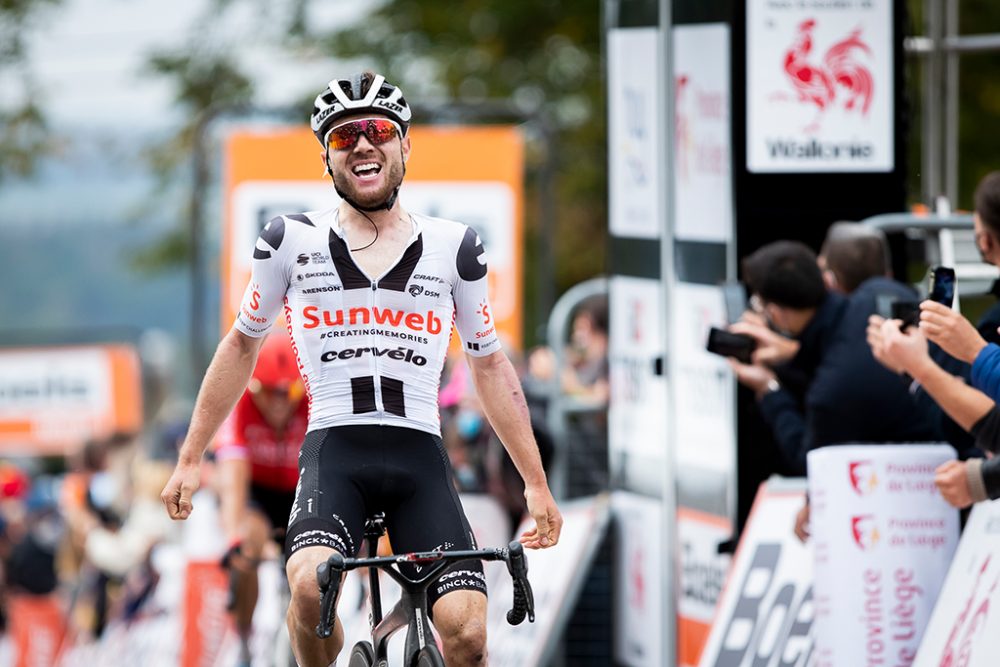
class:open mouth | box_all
[351,162,382,181]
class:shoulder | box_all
[412,214,488,281]
[254,211,330,261]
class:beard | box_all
[332,159,405,209]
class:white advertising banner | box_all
[913,500,1000,667]
[672,283,735,475]
[613,492,663,667]
[678,509,732,667]
[808,445,960,667]
[487,496,610,667]
[674,24,733,243]
[747,0,894,173]
[698,481,813,667]
[609,276,667,462]
[609,28,663,239]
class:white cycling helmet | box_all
[310,72,412,146]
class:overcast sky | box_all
[23,0,376,130]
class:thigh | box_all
[285,428,367,560]
[381,432,487,609]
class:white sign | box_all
[228,180,517,326]
[487,496,610,667]
[674,24,733,243]
[609,276,667,463]
[613,492,663,667]
[678,509,732,667]
[698,482,813,667]
[808,445,959,667]
[747,0,894,173]
[672,284,736,475]
[609,28,663,239]
[914,500,1000,666]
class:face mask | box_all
[89,472,119,510]
[456,410,483,440]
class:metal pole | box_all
[945,0,960,206]
[658,0,679,664]
[538,118,558,342]
[923,0,944,204]
[189,111,210,383]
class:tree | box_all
[0,0,62,181]
[313,0,608,338]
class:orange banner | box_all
[0,344,142,456]
[221,125,525,350]
[181,560,231,667]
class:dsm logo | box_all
[409,284,424,297]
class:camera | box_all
[705,327,757,364]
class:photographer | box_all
[868,315,1000,508]
[729,241,938,479]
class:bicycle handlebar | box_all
[313,540,536,639]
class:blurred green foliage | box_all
[0,0,60,181]
[314,0,608,326]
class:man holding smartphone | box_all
[728,241,938,475]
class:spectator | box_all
[562,297,609,404]
[970,171,1000,345]
[868,317,999,508]
[730,241,938,477]
[818,222,891,294]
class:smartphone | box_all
[706,327,757,364]
[722,282,748,325]
[928,266,956,307]
[891,300,921,330]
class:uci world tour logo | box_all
[777,18,874,133]
[848,460,878,496]
[851,515,880,551]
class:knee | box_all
[440,616,487,660]
[285,555,325,624]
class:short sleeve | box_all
[233,217,291,337]
[452,225,501,357]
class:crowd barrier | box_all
[698,444,997,667]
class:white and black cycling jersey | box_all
[234,208,501,436]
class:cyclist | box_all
[216,332,307,666]
[161,71,562,667]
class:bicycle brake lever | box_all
[315,552,346,638]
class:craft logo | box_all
[777,18,874,132]
[852,515,880,550]
[849,460,878,496]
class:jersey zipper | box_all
[370,279,385,423]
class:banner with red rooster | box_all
[747,0,893,173]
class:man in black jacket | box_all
[730,241,939,478]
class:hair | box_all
[742,240,826,309]
[820,221,890,293]
[975,171,1000,236]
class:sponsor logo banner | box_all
[808,445,959,667]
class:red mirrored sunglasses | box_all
[326,118,402,151]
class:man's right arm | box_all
[161,330,264,520]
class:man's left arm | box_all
[467,351,563,549]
